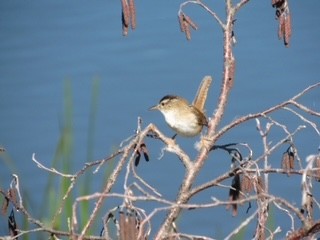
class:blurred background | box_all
[0,0,319,238]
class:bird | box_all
[149,76,212,137]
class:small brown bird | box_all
[150,76,212,137]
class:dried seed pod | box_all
[134,151,141,166]
[122,12,129,36]
[133,143,141,166]
[8,209,18,237]
[289,148,295,169]
[121,0,130,27]
[184,20,191,41]
[255,176,265,195]
[241,175,253,194]
[178,13,186,32]
[140,143,149,162]
[119,213,138,239]
[226,174,240,216]
[121,0,130,36]
[1,196,9,215]
[183,14,198,31]
[226,194,238,217]
[315,156,320,181]
[128,0,136,30]
[178,13,198,40]
[281,145,295,175]
[278,13,285,40]
[282,152,290,174]
[273,0,292,47]
[283,13,292,46]
[134,143,150,166]
[8,188,18,207]
[118,207,144,239]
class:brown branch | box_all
[289,100,320,117]
[234,0,251,12]
[212,82,320,142]
[30,145,125,227]
[207,7,235,139]
[0,189,104,240]
[189,167,319,199]
[155,2,243,238]
[78,123,191,239]
[179,1,225,29]
[77,138,138,238]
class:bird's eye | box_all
[161,102,165,106]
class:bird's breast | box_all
[162,110,202,137]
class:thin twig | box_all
[179,1,225,29]
[32,153,75,178]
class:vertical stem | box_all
[78,147,131,239]
[255,124,270,240]
[208,7,235,137]
[155,4,237,239]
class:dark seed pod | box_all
[226,174,241,216]
[8,210,18,237]
[122,12,129,36]
[272,0,285,8]
[121,0,130,27]
[134,143,150,166]
[134,152,141,167]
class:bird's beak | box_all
[149,104,159,111]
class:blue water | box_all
[0,1,319,238]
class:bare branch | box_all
[179,1,225,29]
[32,153,75,178]
[213,82,320,141]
